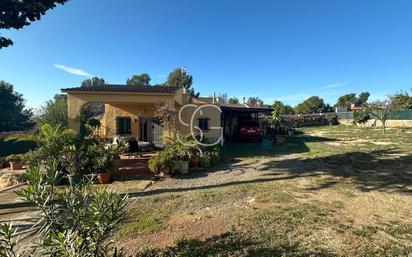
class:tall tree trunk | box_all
[382,121,386,134]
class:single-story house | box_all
[62,85,272,146]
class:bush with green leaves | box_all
[5,154,23,163]
[0,223,20,257]
[0,160,129,257]
[9,123,76,168]
[353,110,370,125]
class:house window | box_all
[116,117,132,135]
[198,118,209,131]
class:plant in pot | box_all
[200,154,211,168]
[148,148,176,176]
[270,101,287,144]
[95,156,113,184]
[172,137,194,174]
[106,140,128,174]
[61,145,86,186]
[189,152,201,167]
[171,134,202,168]
[5,154,24,170]
[175,150,190,174]
[90,144,114,184]
[209,146,222,164]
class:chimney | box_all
[213,92,216,104]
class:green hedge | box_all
[0,139,37,157]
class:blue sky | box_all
[1,0,412,108]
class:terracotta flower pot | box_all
[160,165,173,176]
[189,157,200,167]
[274,136,286,144]
[97,173,112,184]
[9,162,24,171]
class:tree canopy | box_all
[357,92,370,106]
[0,0,68,48]
[335,92,370,108]
[334,93,357,108]
[294,96,330,114]
[81,77,105,87]
[228,97,239,104]
[367,100,393,133]
[126,73,151,86]
[390,90,412,110]
[166,68,193,89]
[0,81,34,131]
[271,100,295,115]
[246,97,264,107]
[35,94,68,127]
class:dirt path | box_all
[0,185,39,244]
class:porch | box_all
[62,85,184,147]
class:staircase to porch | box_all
[114,153,155,181]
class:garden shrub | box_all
[0,160,128,257]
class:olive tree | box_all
[367,100,393,134]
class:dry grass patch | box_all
[115,125,412,256]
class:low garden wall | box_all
[338,119,412,128]
[280,113,339,127]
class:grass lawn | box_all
[113,125,412,256]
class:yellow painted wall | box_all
[67,91,175,134]
[101,103,156,138]
[178,103,222,141]
[66,90,223,142]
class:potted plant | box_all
[189,153,201,167]
[200,154,211,168]
[209,146,222,164]
[93,145,115,184]
[174,150,190,174]
[97,166,113,184]
[6,154,24,170]
[61,145,85,186]
[270,101,287,144]
[149,148,176,176]
[106,140,128,173]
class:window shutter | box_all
[126,118,131,134]
[116,117,132,135]
[116,117,121,134]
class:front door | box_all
[140,118,164,147]
[152,118,164,148]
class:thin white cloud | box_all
[322,82,347,89]
[368,94,389,102]
[54,64,93,77]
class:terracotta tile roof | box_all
[61,84,179,94]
